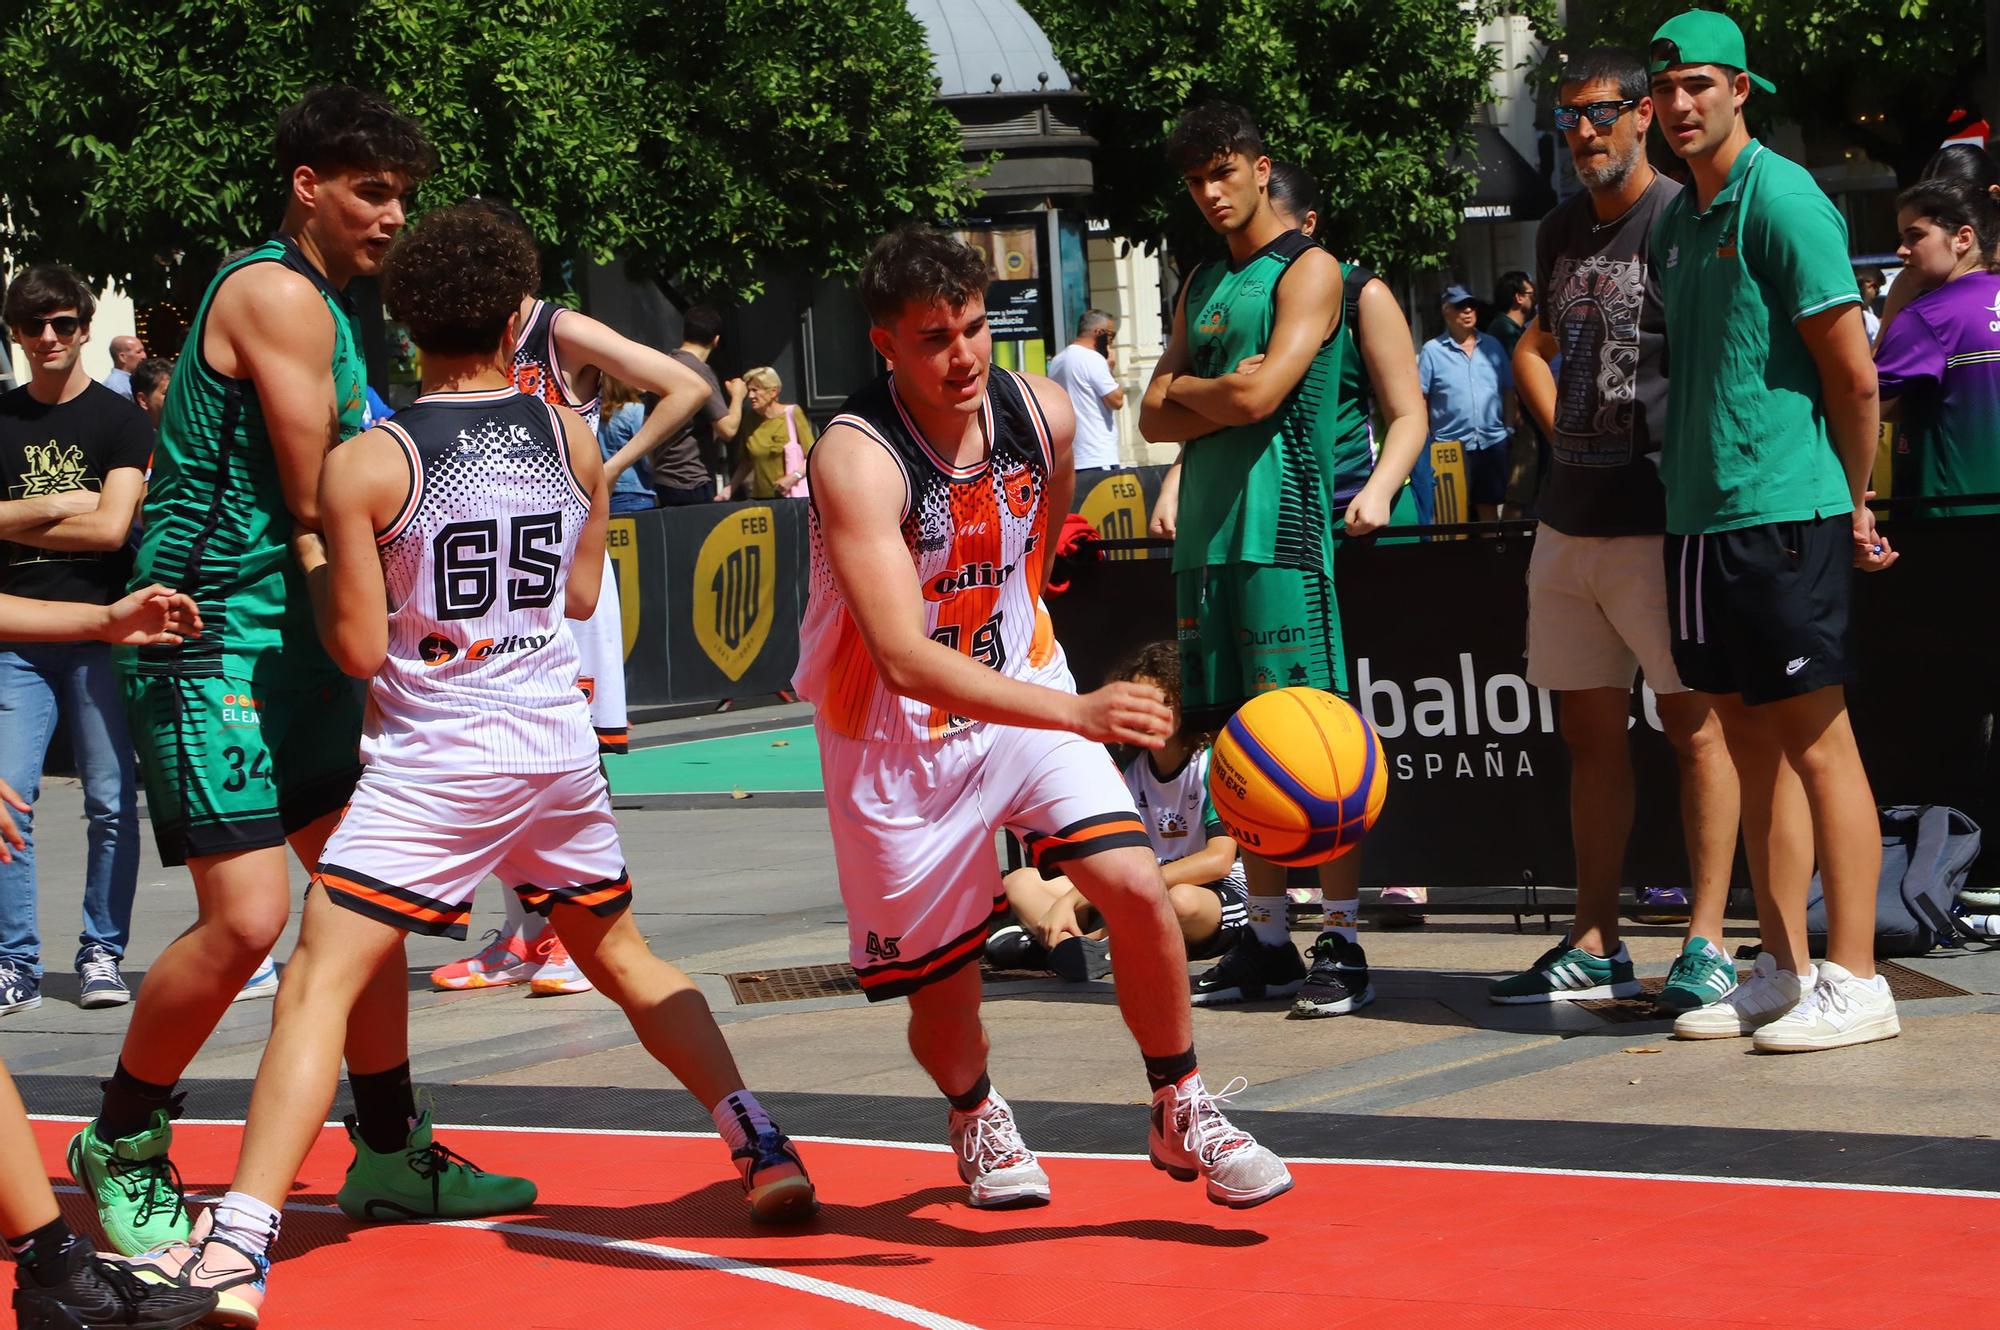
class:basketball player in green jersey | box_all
[71,88,533,1258]
[1140,103,1417,1018]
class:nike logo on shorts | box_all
[1785,656,1809,676]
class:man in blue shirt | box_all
[1417,283,1516,521]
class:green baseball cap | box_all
[1649,10,1777,95]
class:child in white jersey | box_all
[993,641,1249,980]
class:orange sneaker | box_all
[526,931,593,996]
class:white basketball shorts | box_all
[817,719,1150,1001]
[316,764,631,940]
[574,550,630,754]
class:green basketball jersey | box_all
[127,237,366,680]
[1174,231,1358,574]
[1330,259,1379,504]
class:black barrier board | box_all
[658,501,809,703]
[1047,517,2000,888]
[610,511,673,706]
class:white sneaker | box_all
[1148,1074,1293,1209]
[232,955,280,1003]
[1672,952,1807,1039]
[1751,962,1900,1053]
[947,1090,1050,1209]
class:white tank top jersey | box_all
[511,300,602,436]
[365,386,598,774]
[1123,747,1248,887]
[793,367,1070,744]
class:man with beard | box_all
[1503,47,1742,1017]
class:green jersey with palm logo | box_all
[1174,230,1359,575]
[126,236,366,682]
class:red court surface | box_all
[19,1117,1998,1329]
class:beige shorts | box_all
[1526,526,1686,694]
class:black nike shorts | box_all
[1664,514,1856,706]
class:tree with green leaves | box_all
[1557,0,1984,186]
[1026,0,1553,272]
[0,0,973,302]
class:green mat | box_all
[606,724,823,796]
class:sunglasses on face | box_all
[13,315,81,338]
[1554,99,1641,131]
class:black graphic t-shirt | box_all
[1533,174,1679,536]
[0,381,152,603]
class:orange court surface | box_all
[17,1110,1998,1330]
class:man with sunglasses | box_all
[1647,9,1898,1052]
[0,265,153,1019]
[1501,47,1744,1018]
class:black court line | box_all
[19,1076,1996,1195]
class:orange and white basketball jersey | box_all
[366,386,598,773]
[511,300,600,436]
[794,367,1068,743]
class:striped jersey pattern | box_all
[511,300,602,437]
[126,236,367,678]
[365,387,597,774]
[793,368,1067,743]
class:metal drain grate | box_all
[1877,959,1974,1001]
[725,964,862,1005]
[1581,960,1974,1024]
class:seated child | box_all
[989,641,1248,980]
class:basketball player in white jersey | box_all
[796,226,1292,1211]
[138,204,814,1323]
[429,201,712,997]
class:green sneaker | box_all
[1489,938,1641,1004]
[335,1108,538,1222]
[1656,936,1740,1013]
[66,1111,190,1256]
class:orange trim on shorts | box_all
[315,870,469,931]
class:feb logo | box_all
[419,634,459,667]
[694,507,775,682]
[1001,466,1036,519]
[1080,471,1144,560]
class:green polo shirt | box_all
[1651,139,1859,535]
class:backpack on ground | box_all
[1805,805,1981,957]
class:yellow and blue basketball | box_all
[1207,688,1387,867]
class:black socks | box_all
[1143,1048,1198,1094]
[98,1062,176,1143]
[6,1217,84,1289]
[349,1061,418,1154]
[944,1071,992,1113]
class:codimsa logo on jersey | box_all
[418,632,551,666]
[694,507,775,682]
[922,533,1038,602]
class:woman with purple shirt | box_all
[1875,180,2000,518]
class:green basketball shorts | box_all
[123,671,364,866]
[1175,560,1348,732]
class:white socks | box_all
[711,1089,775,1151]
[1246,895,1288,948]
[212,1192,281,1259]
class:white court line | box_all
[45,1185,984,1330]
[32,1113,2000,1201]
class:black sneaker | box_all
[1190,934,1305,1005]
[1291,934,1375,1018]
[13,1252,218,1330]
[983,925,1047,971]
[1048,936,1110,982]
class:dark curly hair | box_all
[274,86,437,185]
[857,226,989,327]
[381,202,541,355]
[1167,101,1265,175]
[1111,640,1182,707]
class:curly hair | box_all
[274,86,437,184]
[857,226,989,327]
[1111,640,1182,706]
[1166,101,1265,175]
[381,202,541,355]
